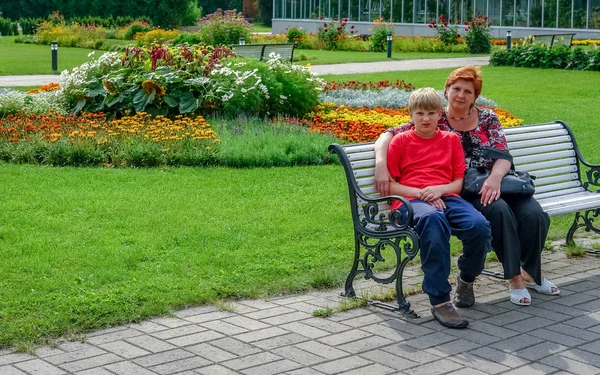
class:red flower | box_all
[456,33,461,37]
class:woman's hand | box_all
[480,174,503,206]
[374,166,393,196]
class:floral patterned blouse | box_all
[385,107,508,169]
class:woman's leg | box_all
[468,197,521,281]
[504,196,551,286]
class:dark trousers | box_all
[467,196,550,285]
[398,196,491,306]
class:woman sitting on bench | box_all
[374,66,560,306]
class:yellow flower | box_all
[141,80,166,96]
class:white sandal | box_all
[509,288,532,306]
[526,278,560,295]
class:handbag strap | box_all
[471,147,516,170]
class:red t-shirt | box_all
[387,129,466,210]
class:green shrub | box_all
[0,17,17,36]
[317,18,354,50]
[490,44,600,71]
[586,49,600,71]
[464,14,492,53]
[567,47,589,70]
[198,8,252,46]
[114,20,153,40]
[172,32,203,45]
[370,19,394,52]
[18,17,44,35]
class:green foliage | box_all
[172,32,203,45]
[464,14,492,54]
[114,20,153,40]
[286,26,306,43]
[428,15,461,46]
[317,18,354,50]
[370,20,394,52]
[490,44,600,71]
[198,8,253,46]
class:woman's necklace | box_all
[447,106,472,121]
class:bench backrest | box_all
[231,43,296,62]
[533,33,575,47]
[329,121,584,230]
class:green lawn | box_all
[2,65,600,350]
[295,48,476,64]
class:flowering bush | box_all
[135,29,180,46]
[464,14,492,53]
[370,18,395,52]
[429,15,461,46]
[323,80,415,91]
[114,20,153,40]
[0,90,67,117]
[198,8,253,46]
[36,20,107,48]
[0,111,219,167]
[317,18,355,50]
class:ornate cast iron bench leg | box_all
[566,209,600,254]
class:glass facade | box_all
[274,0,600,29]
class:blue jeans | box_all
[396,196,491,306]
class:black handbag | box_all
[462,147,536,199]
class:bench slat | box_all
[503,123,565,134]
[350,159,376,169]
[507,135,572,150]
[505,129,568,142]
[354,167,376,178]
[541,196,600,216]
[534,172,580,186]
[527,165,578,178]
[509,143,573,157]
[347,151,375,161]
[517,157,578,172]
[534,180,582,194]
[342,143,376,154]
[535,187,586,200]
[513,150,576,165]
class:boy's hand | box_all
[419,186,445,202]
[428,198,446,210]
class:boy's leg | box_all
[443,196,492,306]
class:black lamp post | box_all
[387,33,393,58]
[51,41,58,71]
[506,30,512,50]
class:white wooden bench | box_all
[328,120,600,315]
[231,43,296,63]
[533,33,576,47]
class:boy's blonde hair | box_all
[408,87,443,112]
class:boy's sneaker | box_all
[431,302,469,329]
[454,275,475,308]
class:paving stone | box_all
[520,305,573,321]
[166,330,225,347]
[327,308,373,322]
[241,359,302,375]
[337,335,394,354]
[279,322,330,339]
[194,364,241,375]
[552,292,598,308]
[563,312,600,329]
[540,353,600,374]
[360,349,419,371]
[104,361,157,375]
[271,295,315,305]
[261,311,313,325]
[210,338,262,356]
[561,280,599,293]
[285,368,327,375]
[186,343,238,362]
[126,334,177,353]
[55,341,91,352]
[271,346,327,366]
[482,310,533,326]
[58,354,122,372]
[294,341,349,360]
[317,328,372,346]
[237,299,280,310]
[488,334,545,353]
[338,362,396,375]
[76,368,114,375]
[132,349,195,367]
[445,368,488,375]
[548,322,600,342]
[222,316,271,331]
[182,311,237,324]
[529,327,586,347]
[560,348,600,368]
[150,325,206,340]
[98,340,151,359]
[381,343,443,364]
[470,347,530,368]
[502,316,557,334]
[150,355,211,374]
[402,358,464,375]
[515,341,569,361]
[233,327,290,343]
[0,353,37,366]
[252,333,310,350]
[443,326,503,345]
[362,323,415,342]
[86,326,129,337]
[85,328,144,345]
[0,366,27,375]
[199,320,249,335]
[45,347,107,365]
[281,302,326,314]
[13,359,66,375]
[404,331,457,349]
[424,339,481,357]
[491,362,559,375]
[301,318,353,334]
[536,300,588,317]
[148,316,192,328]
[312,355,371,374]
[339,312,392,327]
[381,319,435,337]
[174,305,220,318]
[449,352,511,374]
[467,320,520,339]
[221,352,282,371]
[34,347,65,358]
[244,306,297,320]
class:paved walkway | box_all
[2,246,600,374]
[0,56,491,87]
